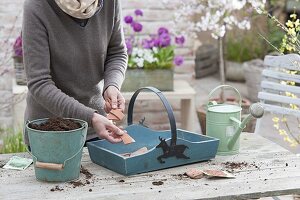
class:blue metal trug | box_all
[87,124,219,176]
[88,86,219,175]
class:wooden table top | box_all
[0,133,300,200]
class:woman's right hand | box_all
[91,113,124,143]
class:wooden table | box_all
[1,133,300,200]
[122,79,197,132]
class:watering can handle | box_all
[127,87,177,147]
[207,85,242,106]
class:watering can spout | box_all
[227,103,264,150]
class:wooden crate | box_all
[195,44,219,78]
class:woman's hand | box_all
[92,113,124,143]
[103,86,125,113]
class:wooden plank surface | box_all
[260,104,300,117]
[261,80,300,94]
[0,133,300,200]
[262,69,300,83]
[264,54,300,71]
[258,91,300,106]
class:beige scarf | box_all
[55,0,99,19]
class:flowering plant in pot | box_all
[121,9,185,92]
[163,0,266,90]
[12,33,26,85]
[162,0,266,133]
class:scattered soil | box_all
[81,166,93,179]
[222,161,260,172]
[50,166,94,192]
[70,180,85,188]
[171,173,189,180]
[223,161,248,169]
[152,181,164,186]
[69,166,93,188]
[50,185,64,192]
[29,117,81,131]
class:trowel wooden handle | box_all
[35,161,63,170]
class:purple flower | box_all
[142,39,154,49]
[175,36,185,46]
[124,15,133,24]
[134,9,143,16]
[125,38,133,54]
[158,27,169,36]
[174,56,184,66]
[159,33,171,47]
[13,35,22,57]
[132,22,143,32]
[153,38,161,47]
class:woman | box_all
[22,0,127,144]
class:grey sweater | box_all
[22,0,127,144]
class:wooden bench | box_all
[256,54,300,133]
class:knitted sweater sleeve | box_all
[103,0,128,92]
[22,0,96,125]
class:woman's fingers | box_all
[117,95,125,112]
[107,125,124,136]
[103,123,125,143]
[104,100,112,113]
[105,134,123,143]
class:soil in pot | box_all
[29,118,81,131]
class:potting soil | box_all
[29,117,81,131]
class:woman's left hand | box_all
[103,86,125,113]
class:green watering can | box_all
[206,85,264,155]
